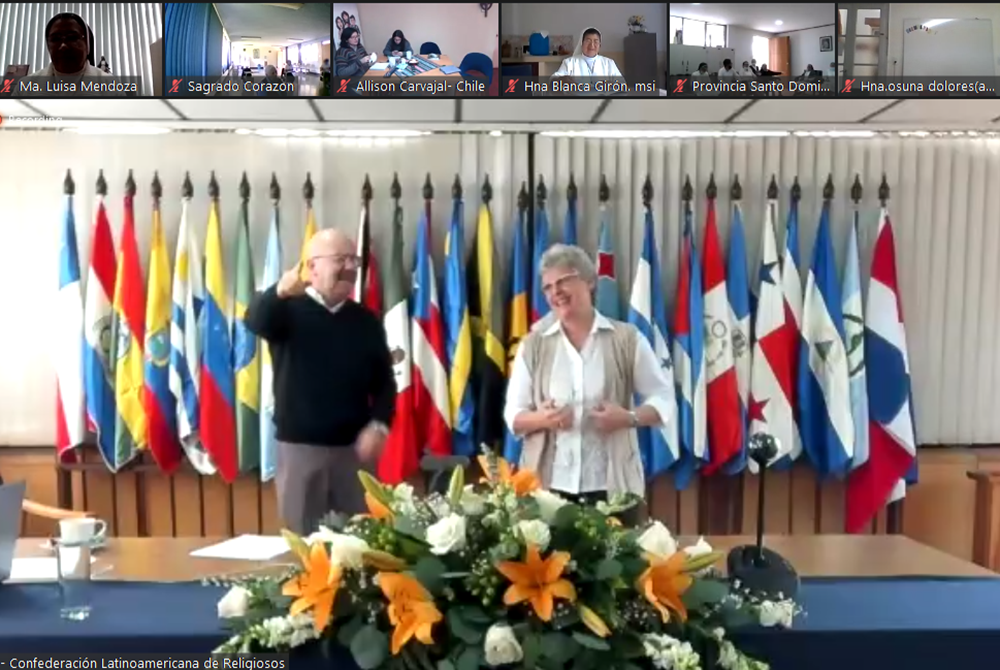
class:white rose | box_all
[516,519,551,550]
[393,483,418,516]
[531,490,569,524]
[637,521,678,558]
[217,585,251,619]
[461,485,487,515]
[758,600,796,628]
[425,514,467,555]
[484,624,523,666]
[307,526,371,569]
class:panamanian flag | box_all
[774,197,803,466]
[847,207,917,532]
[798,201,853,477]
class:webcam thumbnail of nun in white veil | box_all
[500,4,663,95]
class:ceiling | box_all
[0,98,998,132]
[670,3,835,33]
[215,2,332,45]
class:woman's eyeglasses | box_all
[541,272,580,295]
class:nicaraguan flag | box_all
[798,202,854,477]
[847,208,918,532]
[595,208,619,318]
[724,202,751,474]
[627,207,679,478]
[843,209,870,484]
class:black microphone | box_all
[725,433,800,599]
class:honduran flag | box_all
[595,208,620,319]
[702,199,742,474]
[411,202,452,457]
[564,191,578,246]
[169,194,215,475]
[798,201,853,477]
[201,197,238,483]
[724,202,752,474]
[503,207,530,464]
[530,200,550,323]
[672,205,707,489]
[55,178,86,463]
[83,192,118,470]
[627,207,679,478]
[748,200,797,470]
[776,197,804,465]
[842,208,870,491]
[442,195,475,457]
[846,208,918,532]
[143,192,182,473]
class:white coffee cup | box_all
[59,517,107,545]
[388,56,397,67]
[405,50,413,59]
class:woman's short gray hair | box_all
[538,244,597,284]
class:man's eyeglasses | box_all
[311,254,361,266]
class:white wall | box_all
[728,25,771,66]
[3,131,1000,447]
[357,3,498,66]
[781,25,835,74]
[501,2,666,74]
[888,3,1000,75]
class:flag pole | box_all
[878,174,904,536]
[359,174,372,300]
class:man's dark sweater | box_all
[245,287,396,446]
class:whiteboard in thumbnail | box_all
[334,3,364,49]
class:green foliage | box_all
[413,556,448,595]
[680,579,730,611]
[351,625,390,670]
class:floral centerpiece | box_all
[628,16,646,33]
[211,452,797,669]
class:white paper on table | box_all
[9,556,96,580]
[189,535,290,560]
[368,62,390,71]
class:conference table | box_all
[361,54,459,79]
[2,536,999,668]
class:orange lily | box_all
[365,492,393,520]
[378,572,443,655]
[636,551,692,623]
[281,541,342,632]
[496,544,577,621]
[477,454,540,496]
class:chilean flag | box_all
[775,197,804,466]
[55,183,86,463]
[701,199,742,474]
[411,202,452,457]
[798,202,853,477]
[748,201,797,470]
[672,205,707,489]
[724,203,752,474]
[846,208,917,532]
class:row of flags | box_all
[54,172,918,532]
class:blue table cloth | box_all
[2,577,1000,669]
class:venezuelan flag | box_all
[234,196,261,473]
[143,191,181,472]
[200,198,238,482]
[503,208,529,463]
[299,204,317,280]
[442,196,475,456]
[110,184,146,470]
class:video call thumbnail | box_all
[500,2,666,97]
[164,3,331,97]
[668,2,836,97]
[839,3,999,97]
[332,3,498,97]
[0,2,163,97]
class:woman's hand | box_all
[392,50,403,57]
[540,399,574,431]
[360,55,371,64]
[588,402,632,434]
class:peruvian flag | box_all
[410,202,452,457]
[846,208,917,532]
[377,204,420,483]
[701,199,742,474]
[748,200,797,469]
[354,200,383,316]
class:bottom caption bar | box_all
[1,655,289,668]
[501,76,661,97]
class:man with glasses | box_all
[245,229,396,534]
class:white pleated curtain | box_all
[0,2,162,95]
[0,130,998,446]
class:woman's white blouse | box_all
[503,313,675,494]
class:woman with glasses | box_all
[503,244,675,507]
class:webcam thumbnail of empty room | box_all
[164,3,331,97]
[500,3,666,97]
[0,2,163,97]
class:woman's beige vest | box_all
[517,320,646,496]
